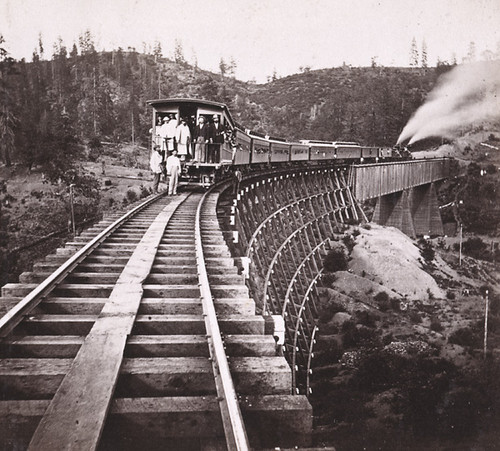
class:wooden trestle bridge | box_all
[0,158,455,450]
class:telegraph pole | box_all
[484,289,489,359]
[69,184,76,239]
[459,223,463,266]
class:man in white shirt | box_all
[158,117,169,152]
[166,150,182,195]
[165,114,177,152]
[175,117,191,160]
[150,146,163,193]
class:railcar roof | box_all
[147,98,235,127]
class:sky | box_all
[1,0,500,82]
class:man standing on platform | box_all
[208,114,224,163]
[175,117,191,161]
[194,116,209,162]
[158,117,169,153]
[165,114,177,152]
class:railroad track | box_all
[0,187,311,450]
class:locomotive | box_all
[147,98,408,186]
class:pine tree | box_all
[421,39,428,68]
[153,41,162,62]
[219,57,227,80]
[174,40,185,64]
[409,37,419,67]
[228,57,237,77]
[0,35,17,167]
[191,48,198,75]
[38,33,44,60]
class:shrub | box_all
[374,291,390,311]
[318,300,346,323]
[361,223,372,230]
[323,246,348,272]
[449,327,481,347]
[430,316,443,332]
[342,234,356,253]
[87,136,103,162]
[418,238,435,263]
[126,189,138,203]
[439,388,489,439]
[446,290,456,300]
[140,185,151,198]
[342,321,379,347]
[461,237,488,260]
[390,297,401,311]
[321,273,337,286]
[409,310,422,323]
[490,292,500,316]
[355,310,379,328]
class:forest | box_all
[0,31,455,175]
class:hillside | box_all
[313,220,500,450]
[0,45,453,286]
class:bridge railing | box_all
[350,158,457,201]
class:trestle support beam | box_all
[229,167,359,394]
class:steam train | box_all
[147,98,409,186]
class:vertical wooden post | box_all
[484,290,489,359]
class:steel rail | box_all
[0,192,166,338]
[195,186,250,451]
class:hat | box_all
[163,117,169,122]
[213,115,219,119]
[154,145,161,150]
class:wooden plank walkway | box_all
[28,195,187,451]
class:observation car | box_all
[147,98,410,186]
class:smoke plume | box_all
[397,60,500,145]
